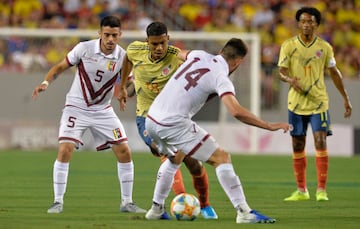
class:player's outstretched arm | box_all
[221,94,290,133]
[32,58,70,100]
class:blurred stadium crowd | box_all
[0,0,359,107]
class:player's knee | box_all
[315,139,327,150]
[57,143,75,162]
[206,148,231,167]
[292,137,306,152]
[314,133,327,149]
[112,143,132,161]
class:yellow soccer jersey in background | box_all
[278,35,336,115]
[126,41,182,117]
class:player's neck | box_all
[299,34,316,45]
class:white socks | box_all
[153,159,180,205]
[216,163,251,213]
[52,160,135,206]
[117,161,134,205]
[53,160,69,204]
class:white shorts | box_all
[59,106,128,151]
[145,116,219,162]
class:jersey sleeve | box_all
[126,41,145,62]
[277,40,290,68]
[66,42,84,66]
[324,42,336,68]
[216,73,235,97]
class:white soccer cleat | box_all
[236,210,276,224]
[145,203,171,220]
[47,202,63,214]
[120,202,147,213]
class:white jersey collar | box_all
[95,39,120,59]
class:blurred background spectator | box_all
[0,0,359,109]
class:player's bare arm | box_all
[118,54,133,111]
[221,94,290,132]
[32,58,70,99]
[328,66,352,118]
[279,67,303,93]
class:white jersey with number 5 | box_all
[148,50,235,124]
[65,39,126,111]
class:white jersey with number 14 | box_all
[148,50,235,124]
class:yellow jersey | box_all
[126,41,182,116]
[278,35,336,115]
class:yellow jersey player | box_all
[278,7,352,202]
[118,21,217,219]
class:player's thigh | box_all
[170,121,219,162]
[90,108,128,150]
[145,117,178,157]
[310,110,333,136]
[288,110,310,136]
[136,116,152,146]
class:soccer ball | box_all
[170,193,201,221]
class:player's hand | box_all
[32,82,48,99]
[269,122,291,133]
[289,77,304,93]
[344,99,352,118]
[117,87,128,111]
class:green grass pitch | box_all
[0,150,359,229]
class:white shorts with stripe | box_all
[59,105,128,151]
[145,116,219,162]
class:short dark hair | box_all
[295,7,321,25]
[221,38,248,60]
[146,21,168,37]
[100,15,121,28]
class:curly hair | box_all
[295,7,321,25]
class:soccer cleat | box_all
[120,202,147,213]
[284,190,310,201]
[236,210,276,224]
[201,206,218,219]
[145,203,171,220]
[47,202,63,214]
[316,190,329,201]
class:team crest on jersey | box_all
[107,61,116,72]
[162,65,171,76]
[315,50,323,59]
[113,128,122,139]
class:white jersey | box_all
[148,50,235,124]
[65,39,126,111]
